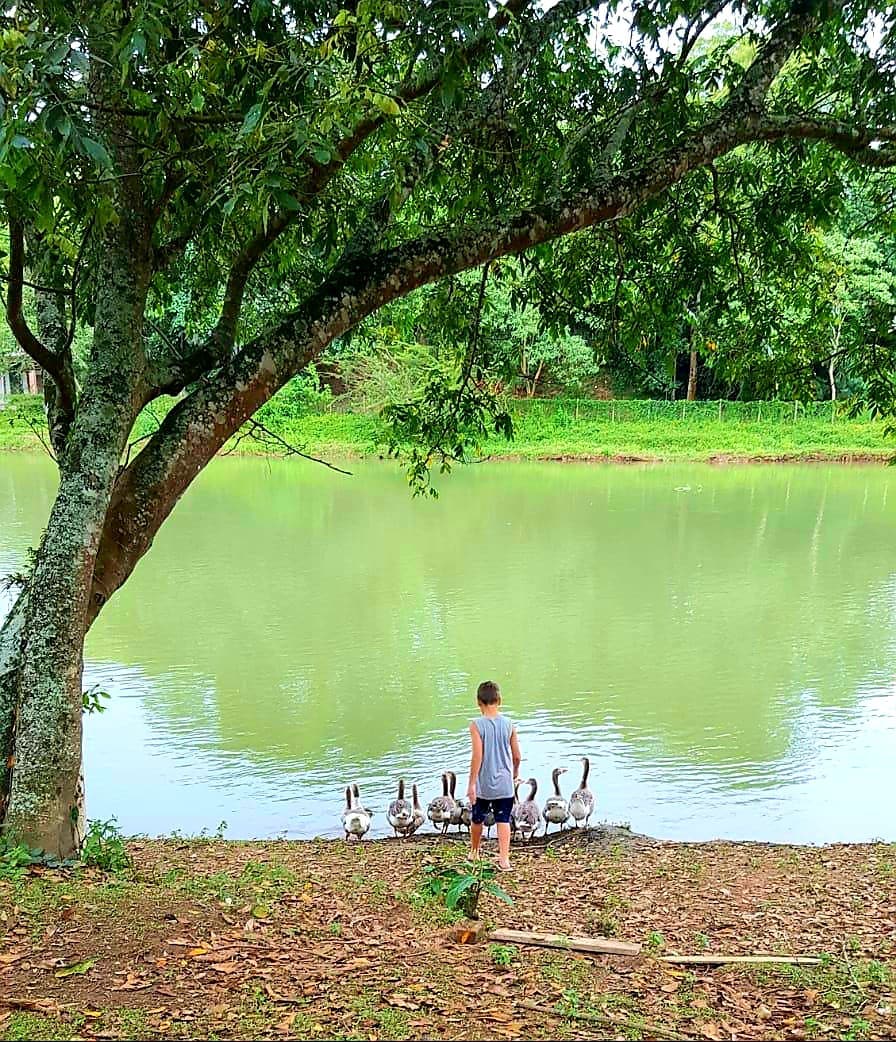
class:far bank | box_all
[0,393,891,463]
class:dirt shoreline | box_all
[2,831,894,1040]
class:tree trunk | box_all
[0,590,27,821]
[687,349,698,401]
[828,357,837,401]
[2,234,149,856]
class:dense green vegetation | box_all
[3,392,891,462]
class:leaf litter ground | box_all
[1,830,894,1040]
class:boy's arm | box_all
[468,724,483,804]
[510,727,522,781]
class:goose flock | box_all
[340,757,595,841]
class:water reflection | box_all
[2,453,896,841]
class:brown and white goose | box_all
[446,771,470,833]
[427,772,457,834]
[542,767,570,833]
[510,777,540,842]
[340,784,371,841]
[568,757,595,827]
[387,779,414,836]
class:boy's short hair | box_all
[477,680,501,705]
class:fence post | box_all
[611,403,616,423]
[718,400,723,421]
[575,398,579,421]
[793,401,798,423]
[758,402,762,423]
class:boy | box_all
[467,680,521,871]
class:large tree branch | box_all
[150,0,592,389]
[89,104,896,624]
[4,218,77,421]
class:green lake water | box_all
[2,452,895,842]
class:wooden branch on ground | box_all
[660,953,822,966]
[492,929,823,967]
[517,998,688,1041]
[489,928,641,956]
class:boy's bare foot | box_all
[497,859,512,871]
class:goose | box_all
[427,772,457,834]
[387,778,414,836]
[403,783,426,836]
[340,784,371,841]
[568,756,595,828]
[542,767,570,833]
[446,771,470,833]
[511,777,540,842]
[352,782,373,819]
[510,778,522,838]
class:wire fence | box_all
[511,398,868,425]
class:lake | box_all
[2,452,895,843]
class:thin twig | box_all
[233,418,353,475]
[517,998,688,1041]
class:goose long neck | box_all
[441,773,448,797]
[344,785,352,810]
[447,771,457,798]
[412,784,420,810]
[398,778,405,801]
[580,757,590,788]
[528,779,538,800]
[552,768,562,796]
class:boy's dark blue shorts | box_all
[472,796,514,824]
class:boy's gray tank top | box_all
[474,715,514,799]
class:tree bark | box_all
[2,232,149,856]
[687,349,698,401]
[0,591,27,821]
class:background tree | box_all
[1,0,895,856]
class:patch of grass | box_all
[113,1009,150,1039]
[160,860,297,905]
[489,942,519,967]
[694,931,710,950]
[4,1012,82,1041]
[375,1007,410,1040]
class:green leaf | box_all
[131,29,146,56]
[240,103,263,136]
[274,190,301,212]
[444,876,477,909]
[82,137,111,167]
[482,880,514,905]
[371,93,400,118]
[55,959,95,978]
[313,145,331,164]
[11,135,31,149]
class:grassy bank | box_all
[1,832,894,1041]
[1,393,892,462]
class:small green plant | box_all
[844,1018,872,1041]
[646,930,666,952]
[0,835,39,881]
[329,920,343,936]
[694,932,710,950]
[489,942,519,967]
[80,818,131,872]
[81,685,110,714]
[419,860,512,919]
